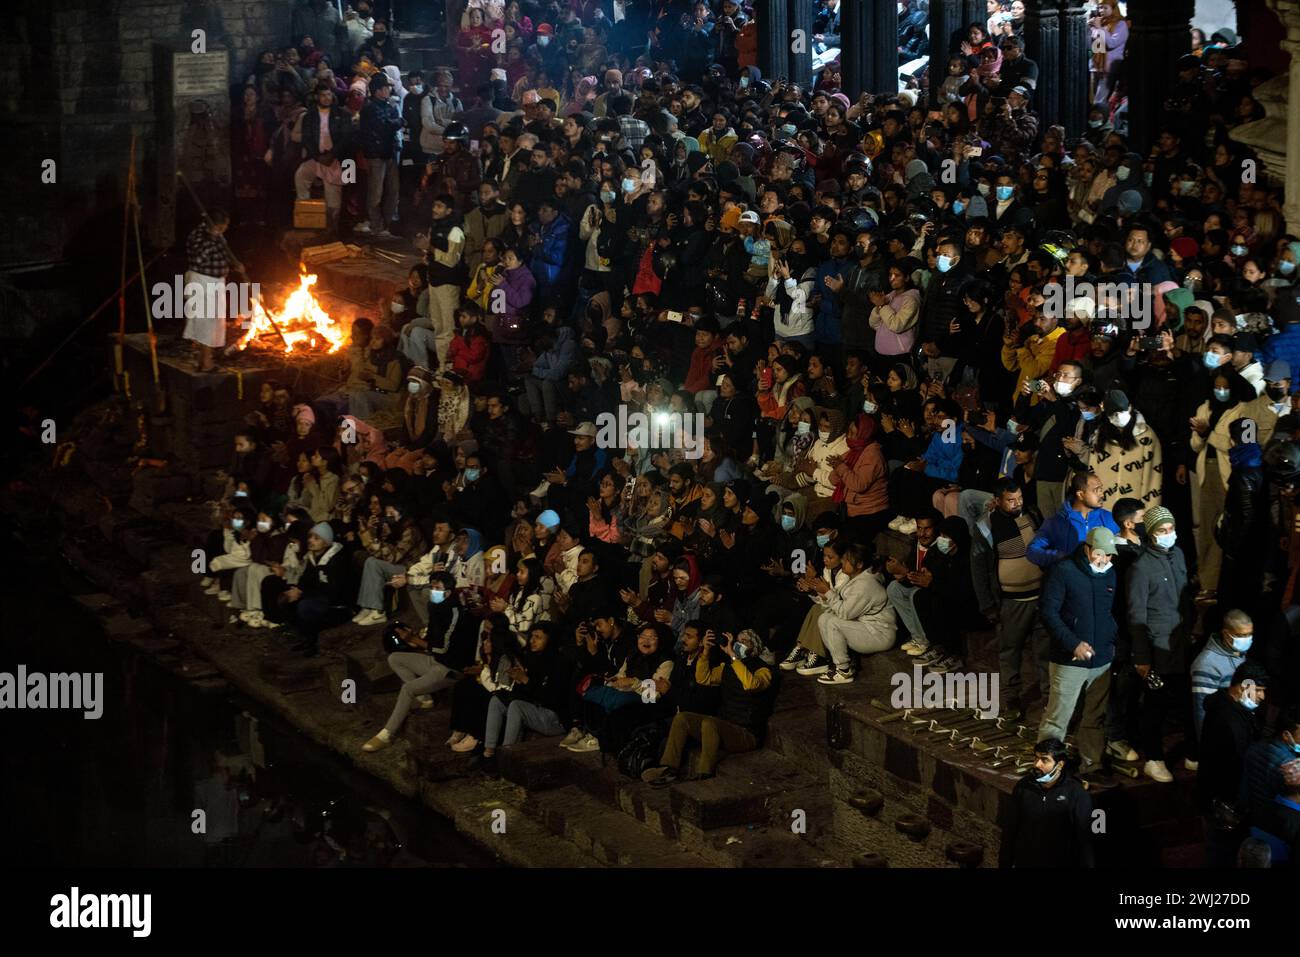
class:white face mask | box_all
[391,301,405,314]
[818,430,830,442]
[1054,380,1075,397]
[935,535,953,554]
[408,380,421,394]
[1109,409,1131,428]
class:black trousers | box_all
[450,677,492,737]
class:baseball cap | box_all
[1085,527,1118,555]
[569,421,598,438]
[738,210,761,224]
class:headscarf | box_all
[673,554,702,596]
[832,414,877,504]
[461,527,484,560]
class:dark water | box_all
[0,515,497,868]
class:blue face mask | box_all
[1035,762,1060,784]
[1230,634,1253,653]
[1204,351,1224,369]
[233,489,249,498]
[952,200,965,215]
[1241,693,1259,711]
[936,254,954,273]
[1289,740,1300,754]
[1081,409,1098,421]
[1088,119,1103,129]
[1214,387,1232,402]
[796,421,811,435]
[464,467,481,483]
[231,517,246,530]
[996,185,1014,202]
[1280,260,1297,276]
[781,514,797,532]
[1154,531,1177,550]
[600,190,616,203]
[1230,244,1248,257]
[733,640,748,659]
[430,589,447,604]
[863,399,878,414]
[815,533,831,547]
[622,177,637,193]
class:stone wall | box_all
[0,0,293,269]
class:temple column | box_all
[758,0,790,83]
[1022,0,1062,129]
[788,0,814,90]
[1058,0,1091,139]
[930,0,963,107]
[1126,0,1194,154]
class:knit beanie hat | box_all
[310,521,335,544]
[1143,506,1174,536]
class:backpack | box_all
[616,718,671,779]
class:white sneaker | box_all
[351,610,369,624]
[780,646,809,671]
[199,576,214,588]
[203,581,221,595]
[218,590,232,602]
[529,480,551,500]
[451,734,479,753]
[1184,758,1199,772]
[372,229,396,240]
[900,639,924,654]
[353,222,373,234]
[239,610,265,626]
[888,515,907,531]
[904,639,931,657]
[565,733,600,753]
[1143,759,1174,783]
[558,728,584,748]
[795,653,830,676]
[897,518,918,535]
[354,609,388,627]
[817,665,856,685]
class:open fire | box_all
[232,272,347,354]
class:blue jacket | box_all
[1263,326,1300,387]
[922,424,964,482]
[814,256,850,345]
[1040,547,1118,667]
[530,213,572,288]
[1028,503,1120,568]
[531,327,577,382]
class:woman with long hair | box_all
[831,410,890,543]
[447,612,517,753]
[489,556,547,645]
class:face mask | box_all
[863,399,878,414]
[977,183,991,196]
[233,489,249,498]
[1115,166,1130,181]
[818,429,830,442]
[409,84,423,94]
[935,535,953,554]
[1230,634,1253,653]
[1230,244,1248,257]
[1214,387,1232,402]
[464,467,481,483]
[622,177,637,193]
[952,200,965,215]
[1279,260,1297,276]
[600,189,616,203]
[815,533,831,547]
[937,254,954,273]
[1035,761,1061,784]
[1154,531,1177,549]
[407,380,421,394]
[1267,384,1287,401]
[256,520,272,533]
[796,421,811,435]
[1081,409,1098,421]
[391,301,405,314]
[231,517,246,530]
[1090,558,1110,575]
[1241,693,1259,711]
[1088,119,1102,129]
[1143,172,1154,186]
[1006,418,1019,433]
[1109,410,1132,428]
[537,35,550,47]
[430,589,447,604]
[733,640,749,659]
[1054,380,1075,398]
[781,514,797,532]
[996,185,1014,202]
[1204,351,1224,369]
[739,76,749,88]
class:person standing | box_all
[1038,528,1120,779]
[1127,506,1194,783]
[293,86,353,236]
[423,194,468,370]
[1196,662,1270,867]
[1001,737,1096,868]
[183,209,238,373]
[357,72,404,239]
[1190,609,1255,745]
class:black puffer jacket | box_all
[1218,457,1268,559]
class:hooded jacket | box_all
[1125,539,1191,669]
[1040,546,1118,667]
[1028,502,1120,568]
[531,326,577,382]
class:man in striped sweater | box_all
[1190,609,1255,743]
[972,478,1048,721]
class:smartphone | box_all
[1138,336,1163,350]
[666,310,684,323]
[968,146,983,157]
[469,139,480,154]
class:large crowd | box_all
[194,1,1300,866]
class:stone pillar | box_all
[841,0,870,98]
[1126,0,1194,154]
[1058,1,1091,139]
[1270,0,1300,234]
[759,0,790,85]
[788,0,813,90]
[963,0,985,31]
[868,0,901,94]
[1022,0,1061,129]
[930,0,963,106]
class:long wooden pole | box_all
[115,133,136,390]
[129,161,162,409]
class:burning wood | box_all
[232,272,348,354]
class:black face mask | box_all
[1268,384,1288,401]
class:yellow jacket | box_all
[1001,327,1064,403]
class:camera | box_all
[1138,335,1163,350]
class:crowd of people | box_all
[194,0,1300,866]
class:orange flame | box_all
[234,272,347,354]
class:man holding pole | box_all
[183,209,234,373]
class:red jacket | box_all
[448,330,491,384]
[684,342,724,393]
[1051,324,1091,373]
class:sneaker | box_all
[887,515,907,531]
[900,639,924,654]
[905,639,932,658]
[362,732,391,753]
[451,734,479,753]
[558,728,584,748]
[354,609,388,627]
[1184,757,1199,772]
[199,576,214,588]
[647,769,679,788]
[353,222,373,234]
[447,731,466,746]
[927,655,962,674]
[1106,740,1139,762]
[351,610,370,624]
[372,229,396,240]
[897,518,917,535]
[203,581,221,596]
[915,646,945,666]
[780,646,809,671]
[415,695,435,710]
[1143,759,1174,783]
[217,590,232,602]
[795,653,830,676]
[640,765,672,784]
[239,610,265,626]
[529,480,551,500]
[565,733,600,753]
[818,665,856,685]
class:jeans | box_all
[886,580,926,642]
[659,711,757,775]
[384,652,457,734]
[523,376,560,423]
[997,597,1050,709]
[359,557,406,611]
[1037,479,1065,520]
[365,156,400,230]
[484,696,565,748]
[349,388,395,420]
[399,316,438,368]
[1038,660,1111,768]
